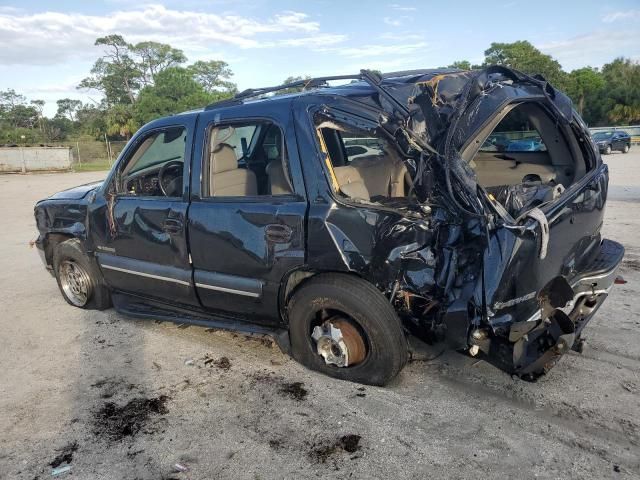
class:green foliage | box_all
[56,98,83,121]
[188,60,236,93]
[448,60,473,70]
[483,40,567,87]
[135,67,222,125]
[279,75,312,94]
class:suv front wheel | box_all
[53,238,112,310]
[287,274,408,386]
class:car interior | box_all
[462,101,589,217]
[207,122,293,197]
[118,127,187,198]
[315,119,412,203]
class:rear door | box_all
[187,103,307,324]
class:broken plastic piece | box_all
[526,208,549,259]
[51,465,72,476]
[614,275,627,285]
[174,463,189,472]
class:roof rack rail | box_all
[204,73,363,110]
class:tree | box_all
[105,104,137,139]
[564,67,604,119]
[483,41,567,88]
[188,60,236,93]
[133,41,187,86]
[135,67,219,125]
[279,75,312,94]
[601,58,640,125]
[78,35,141,105]
[56,98,83,121]
[30,99,45,135]
[448,60,472,70]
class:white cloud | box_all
[602,9,640,23]
[383,17,401,27]
[0,4,341,65]
[538,29,640,70]
[326,41,429,59]
[389,4,417,12]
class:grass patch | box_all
[73,161,112,172]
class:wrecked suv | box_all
[34,67,624,385]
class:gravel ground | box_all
[1,152,639,479]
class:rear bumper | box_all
[484,239,624,379]
[567,239,624,328]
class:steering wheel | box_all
[158,160,184,197]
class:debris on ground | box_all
[93,395,169,440]
[51,465,72,476]
[184,359,194,366]
[310,434,362,463]
[204,354,231,370]
[173,463,189,472]
[279,382,308,401]
[49,441,78,468]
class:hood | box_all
[47,181,103,200]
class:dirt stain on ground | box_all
[279,381,308,401]
[204,355,232,370]
[93,395,169,441]
[310,434,362,463]
[49,441,78,468]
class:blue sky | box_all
[1,0,639,116]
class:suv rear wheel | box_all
[53,238,111,310]
[604,145,612,155]
[623,144,630,154]
[287,274,408,386]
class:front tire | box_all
[53,239,111,310]
[287,274,408,386]
[604,145,612,155]
[623,144,630,154]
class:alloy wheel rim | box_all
[59,260,91,306]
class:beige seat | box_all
[210,143,257,196]
[350,155,408,197]
[265,160,292,195]
[333,154,409,201]
[334,165,370,201]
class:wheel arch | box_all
[278,268,372,325]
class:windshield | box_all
[592,132,613,141]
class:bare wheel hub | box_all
[59,260,91,307]
[311,316,366,367]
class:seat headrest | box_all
[211,143,237,174]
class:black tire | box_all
[604,145,612,155]
[287,273,408,386]
[623,144,630,154]
[53,238,112,310]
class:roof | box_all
[203,68,464,111]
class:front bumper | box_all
[484,239,624,379]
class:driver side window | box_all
[116,126,186,198]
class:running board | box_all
[111,292,292,355]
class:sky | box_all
[1,0,639,116]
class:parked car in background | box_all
[592,130,631,154]
[506,137,546,152]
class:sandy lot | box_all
[1,152,639,479]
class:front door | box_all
[187,106,307,324]
[90,119,199,307]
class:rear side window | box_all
[204,121,293,197]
